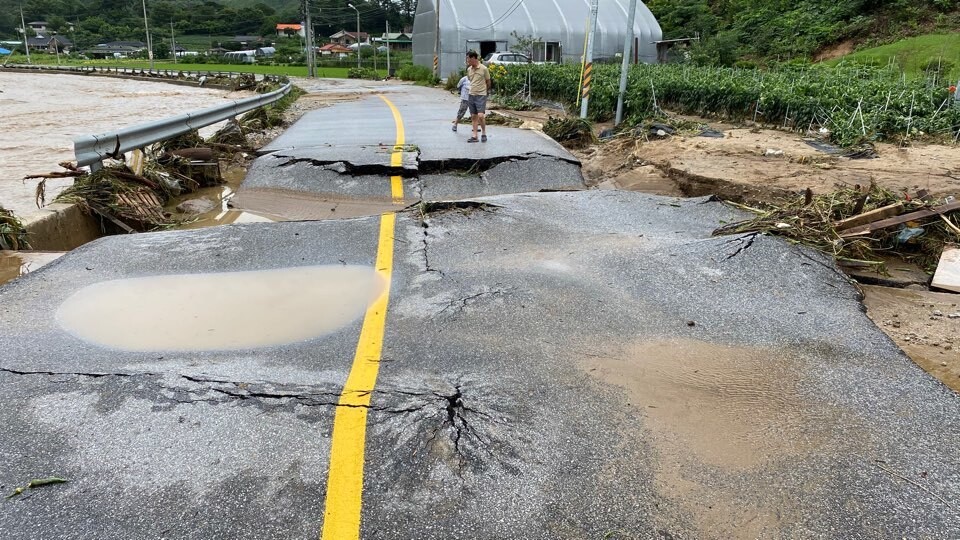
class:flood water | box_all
[0,72,251,220]
[0,250,64,286]
[56,265,386,351]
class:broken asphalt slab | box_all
[236,88,584,220]
[260,90,577,167]
[2,191,959,538]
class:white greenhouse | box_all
[412,0,662,77]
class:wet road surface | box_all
[1,79,959,539]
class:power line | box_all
[460,0,526,31]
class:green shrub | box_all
[397,64,438,84]
[347,67,380,80]
[445,69,466,91]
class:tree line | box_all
[0,0,414,50]
[647,0,960,64]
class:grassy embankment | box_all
[827,33,960,81]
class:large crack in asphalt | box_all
[274,155,419,178]
[0,367,140,378]
[417,151,580,174]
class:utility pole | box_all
[303,0,316,77]
[141,0,154,70]
[19,5,30,64]
[433,0,440,76]
[348,3,360,69]
[580,0,599,119]
[170,21,177,64]
[615,0,637,125]
[386,21,391,78]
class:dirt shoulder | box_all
[862,285,960,392]
[575,124,960,204]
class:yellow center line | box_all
[320,95,404,540]
[378,95,406,203]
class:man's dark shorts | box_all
[468,94,487,115]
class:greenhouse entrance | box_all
[466,40,506,58]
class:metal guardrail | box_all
[1,63,261,80]
[74,82,292,171]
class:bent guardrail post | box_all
[74,82,291,172]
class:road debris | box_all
[6,477,68,500]
[543,116,596,148]
[714,184,960,271]
[932,244,960,293]
[0,206,30,250]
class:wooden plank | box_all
[932,244,960,294]
[834,202,904,231]
[839,201,960,238]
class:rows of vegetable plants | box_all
[492,63,960,146]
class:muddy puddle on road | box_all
[580,338,840,538]
[56,265,386,351]
[0,251,65,287]
[167,163,276,229]
[230,188,407,221]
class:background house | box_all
[318,43,352,56]
[27,20,74,34]
[329,30,369,47]
[412,0,661,76]
[27,35,72,53]
[276,23,304,37]
[84,41,144,59]
[372,32,412,52]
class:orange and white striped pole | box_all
[580,0,599,118]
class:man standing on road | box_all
[465,50,491,143]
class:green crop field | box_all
[498,62,960,146]
[830,34,960,81]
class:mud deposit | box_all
[574,121,960,205]
[862,285,960,391]
[580,338,837,538]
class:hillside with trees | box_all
[0,0,414,50]
[647,0,960,64]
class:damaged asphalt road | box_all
[2,191,960,538]
[3,81,960,538]
[231,88,585,221]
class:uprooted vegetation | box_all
[27,82,303,234]
[542,116,597,149]
[714,184,960,271]
[0,207,30,250]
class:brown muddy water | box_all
[0,251,65,286]
[231,187,406,221]
[0,72,251,219]
[56,265,386,351]
[166,162,275,228]
[580,338,842,538]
